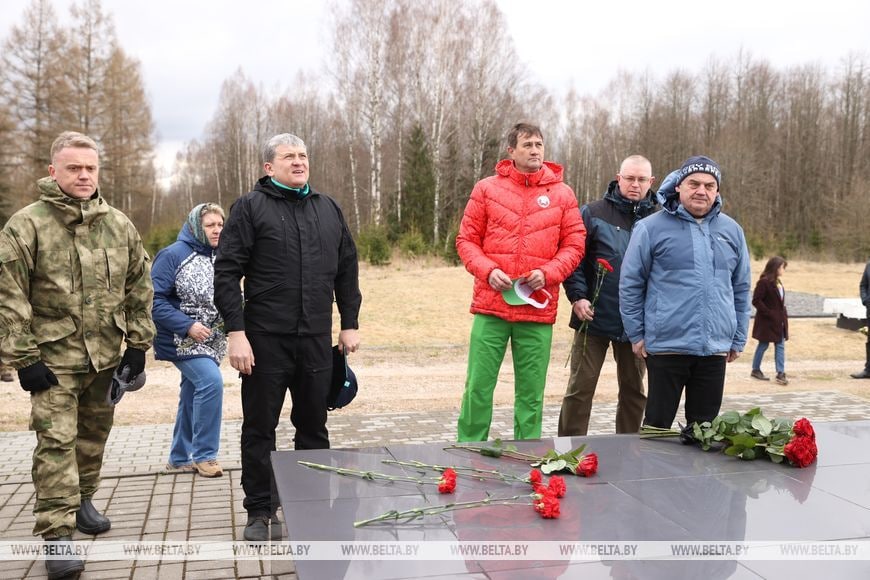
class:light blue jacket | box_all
[619,183,751,355]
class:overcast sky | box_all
[2,0,869,171]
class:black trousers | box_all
[241,333,332,516]
[865,308,870,372]
[643,354,727,428]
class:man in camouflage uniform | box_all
[0,132,154,579]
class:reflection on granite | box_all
[273,421,870,579]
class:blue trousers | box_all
[752,340,785,374]
[169,356,223,465]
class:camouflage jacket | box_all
[0,177,155,373]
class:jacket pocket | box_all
[94,247,130,291]
[113,310,128,336]
[34,250,73,295]
[106,247,129,291]
[31,314,77,344]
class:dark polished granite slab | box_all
[272,421,870,580]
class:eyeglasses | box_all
[619,175,651,185]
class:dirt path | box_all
[1,337,866,432]
[2,259,867,430]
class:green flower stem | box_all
[639,427,681,438]
[445,444,542,462]
[298,460,440,487]
[353,495,530,527]
[577,262,609,355]
[381,459,529,484]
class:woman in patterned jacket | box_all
[152,203,227,477]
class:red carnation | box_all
[596,258,614,273]
[547,475,567,498]
[529,469,543,486]
[438,468,457,494]
[792,418,815,441]
[784,436,817,468]
[533,490,561,519]
[576,453,598,477]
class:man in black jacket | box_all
[851,259,870,379]
[214,133,361,541]
[558,155,657,436]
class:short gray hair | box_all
[263,133,306,163]
[50,131,100,163]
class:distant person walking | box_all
[851,259,870,379]
[558,155,657,436]
[750,256,789,385]
[455,122,585,442]
[152,203,227,478]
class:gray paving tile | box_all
[0,391,869,578]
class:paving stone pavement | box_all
[1,390,870,579]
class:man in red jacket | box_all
[455,122,585,442]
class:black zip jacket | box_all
[563,180,657,340]
[214,176,361,336]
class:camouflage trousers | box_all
[29,368,115,538]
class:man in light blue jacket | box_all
[619,156,751,429]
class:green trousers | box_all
[457,314,553,442]
[30,368,115,538]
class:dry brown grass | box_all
[0,257,866,432]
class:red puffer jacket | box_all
[456,159,586,324]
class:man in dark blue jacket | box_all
[558,155,657,436]
[214,133,362,542]
[851,259,870,379]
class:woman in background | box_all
[750,256,789,385]
[152,203,227,477]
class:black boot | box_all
[851,344,870,379]
[45,537,84,580]
[76,498,111,535]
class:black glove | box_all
[18,361,59,393]
[118,348,146,379]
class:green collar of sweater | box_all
[271,178,310,199]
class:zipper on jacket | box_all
[104,250,111,289]
[281,215,287,254]
[311,202,324,258]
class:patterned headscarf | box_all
[186,203,224,246]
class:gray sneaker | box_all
[750,369,770,381]
[270,515,284,541]
[244,514,283,541]
[244,515,269,541]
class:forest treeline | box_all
[2,0,869,262]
